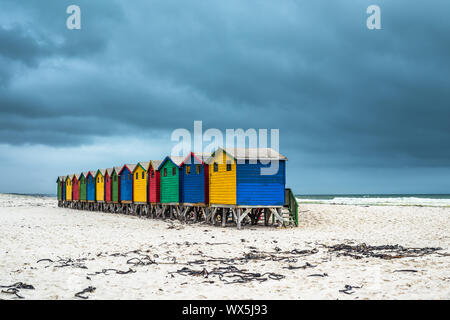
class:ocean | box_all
[295,194,450,207]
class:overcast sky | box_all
[0,0,449,195]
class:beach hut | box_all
[95,169,106,202]
[179,152,210,205]
[79,173,87,201]
[133,162,149,204]
[65,175,73,201]
[118,164,136,203]
[147,160,162,203]
[72,174,80,201]
[86,171,96,202]
[111,167,121,203]
[56,176,64,201]
[158,156,184,204]
[208,148,287,206]
[62,176,66,201]
[104,168,114,203]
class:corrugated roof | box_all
[119,164,137,174]
[220,148,287,161]
[96,169,106,177]
[86,171,95,177]
[149,160,162,170]
[181,152,211,165]
[105,168,114,175]
[157,156,185,170]
[169,156,185,167]
[136,162,150,171]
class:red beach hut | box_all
[147,160,162,203]
[72,174,80,201]
[105,168,113,203]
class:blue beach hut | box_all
[118,164,136,203]
[179,152,210,205]
[86,171,96,201]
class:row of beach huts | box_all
[57,148,298,228]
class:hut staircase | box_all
[284,188,299,227]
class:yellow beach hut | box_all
[65,174,73,201]
[95,169,106,202]
[208,148,237,205]
[133,162,149,204]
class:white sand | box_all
[0,193,449,300]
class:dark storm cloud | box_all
[0,0,449,178]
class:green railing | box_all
[285,188,299,226]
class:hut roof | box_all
[180,152,211,166]
[105,168,114,176]
[148,160,163,171]
[213,147,287,161]
[96,169,106,177]
[119,164,137,175]
[57,176,65,182]
[134,162,150,172]
[113,166,122,174]
[85,171,95,178]
[157,156,184,170]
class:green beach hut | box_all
[79,172,87,201]
[112,166,121,203]
[158,156,184,204]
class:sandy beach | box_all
[0,193,449,300]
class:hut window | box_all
[186,166,191,175]
[172,167,176,176]
[101,177,104,183]
[196,165,201,174]
[136,172,139,180]
[164,168,167,177]
[226,161,232,171]
[128,173,131,180]
[142,172,145,179]
[107,177,109,183]
[114,176,117,182]
[214,162,218,172]
[97,178,99,183]
[151,171,154,178]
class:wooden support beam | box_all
[222,209,226,227]
[270,208,284,225]
[236,208,242,230]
